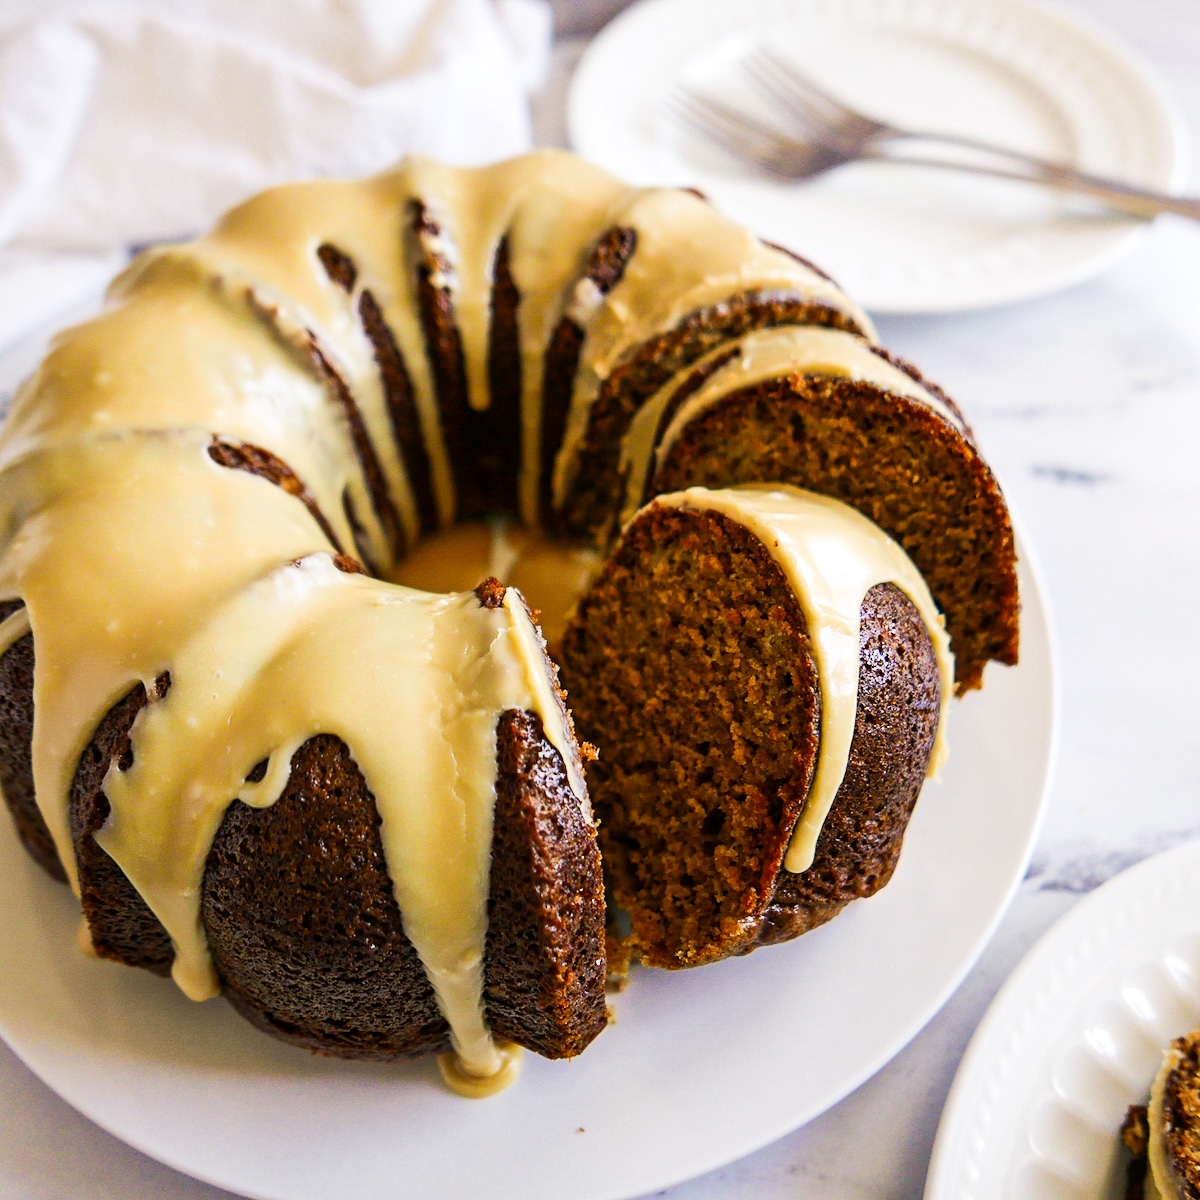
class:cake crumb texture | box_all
[559,502,942,967]
[1165,1032,1200,1199]
[653,375,1019,693]
[561,505,819,967]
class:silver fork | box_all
[664,87,857,179]
[668,49,1200,221]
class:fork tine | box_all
[745,48,843,124]
[668,103,759,161]
[662,88,830,177]
[671,113,793,177]
[664,93,765,160]
[745,47,885,147]
[668,106,788,176]
[663,87,853,180]
[743,52,842,142]
[667,91,800,171]
[748,47,860,124]
[671,87,796,151]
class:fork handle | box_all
[872,142,1200,221]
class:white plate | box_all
[925,838,1200,1200]
[0,534,1055,1200]
[567,0,1187,314]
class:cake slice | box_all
[618,324,1018,693]
[557,484,952,967]
[1122,1026,1200,1200]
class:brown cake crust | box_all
[202,733,450,1058]
[634,343,743,510]
[65,546,369,976]
[410,201,480,519]
[204,710,605,1061]
[408,216,539,520]
[558,503,940,967]
[1122,1104,1149,1200]
[316,242,357,292]
[246,286,404,568]
[651,374,1019,693]
[29,672,605,1059]
[359,288,440,537]
[317,238,441,538]
[0,600,64,880]
[71,673,176,973]
[306,336,405,564]
[763,241,841,286]
[868,345,972,434]
[0,444,607,1062]
[539,226,637,523]
[756,581,941,945]
[482,235,524,515]
[484,709,608,1058]
[207,437,347,556]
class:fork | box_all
[664,88,858,179]
[667,49,1200,221]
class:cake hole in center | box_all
[386,520,599,645]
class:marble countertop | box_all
[2,0,1198,1196]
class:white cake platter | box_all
[0,512,1055,1200]
[568,0,1187,314]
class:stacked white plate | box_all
[569,0,1187,312]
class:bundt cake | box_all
[0,149,1018,1093]
[1122,1026,1200,1200]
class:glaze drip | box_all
[650,486,953,874]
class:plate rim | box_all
[922,836,1200,1200]
[0,517,1057,1200]
[566,0,1189,315]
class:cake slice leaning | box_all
[557,485,952,968]
[617,325,1018,694]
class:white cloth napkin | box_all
[0,0,551,348]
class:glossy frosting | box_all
[650,486,952,874]
[0,429,581,1082]
[127,150,866,539]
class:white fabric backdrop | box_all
[0,0,550,344]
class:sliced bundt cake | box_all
[0,150,1017,1091]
